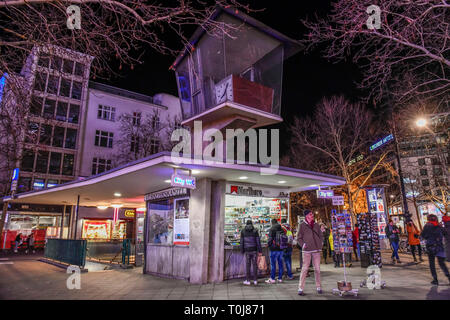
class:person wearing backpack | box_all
[297,210,323,295]
[240,220,262,285]
[265,219,284,284]
[281,218,294,280]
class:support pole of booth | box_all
[189,178,212,284]
[208,180,226,283]
[60,205,66,239]
[0,201,8,239]
[74,195,80,239]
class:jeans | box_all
[283,248,293,278]
[391,241,400,260]
[244,252,258,282]
[410,245,422,259]
[299,251,321,290]
[353,243,360,260]
[270,250,284,280]
[428,253,449,281]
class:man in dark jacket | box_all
[385,220,401,264]
[281,218,294,280]
[265,219,284,284]
[421,214,450,285]
[240,220,262,285]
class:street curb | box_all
[38,258,88,273]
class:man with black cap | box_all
[240,220,262,285]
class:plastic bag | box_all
[257,254,267,271]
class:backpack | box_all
[275,229,289,250]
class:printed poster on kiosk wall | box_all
[173,198,189,245]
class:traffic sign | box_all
[332,196,345,206]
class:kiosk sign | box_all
[316,190,334,199]
[332,196,345,206]
[10,168,19,192]
[171,174,196,189]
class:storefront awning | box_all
[3,152,345,207]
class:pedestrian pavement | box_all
[0,250,449,300]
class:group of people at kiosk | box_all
[240,209,450,294]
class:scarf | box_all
[428,221,439,227]
[307,219,315,229]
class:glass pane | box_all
[33,178,46,190]
[63,60,74,74]
[35,150,49,173]
[56,101,68,121]
[71,81,82,100]
[47,179,59,188]
[68,104,79,123]
[64,128,77,149]
[147,199,173,244]
[43,98,56,118]
[33,73,46,92]
[52,56,62,71]
[60,78,71,97]
[21,149,35,172]
[18,177,32,193]
[74,62,85,76]
[30,96,43,116]
[100,132,108,147]
[49,152,62,174]
[25,122,39,144]
[62,154,74,176]
[47,75,59,95]
[39,124,52,145]
[52,126,65,148]
[38,55,50,68]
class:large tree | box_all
[285,95,393,223]
[302,0,450,104]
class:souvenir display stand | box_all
[331,210,358,297]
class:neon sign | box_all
[171,174,196,189]
[370,134,394,151]
[0,73,7,106]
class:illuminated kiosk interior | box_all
[2,8,346,284]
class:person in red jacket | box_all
[352,224,360,262]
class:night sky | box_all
[105,1,365,155]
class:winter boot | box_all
[431,278,439,285]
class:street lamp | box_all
[415,118,427,128]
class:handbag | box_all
[257,254,267,271]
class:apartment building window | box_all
[52,126,65,148]
[433,167,443,176]
[43,98,56,118]
[62,154,74,175]
[34,73,46,92]
[150,138,160,154]
[64,128,77,149]
[39,124,52,145]
[95,130,113,148]
[38,55,50,68]
[71,81,82,100]
[56,101,68,121]
[422,179,429,187]
[47,179,59,188]
[97,105,115,121]
[68,104,80,124]
[92,158,112,175]
[130,136,139,153]
[74,62,85,77]
[47,75,59,95]
[60,78,71,97]
[151,115,160,130]
[51,56,63,72]
[132,112,141,126]
[33,178,46,190]
[35,150,49,173]
[21,149,35,172]
[431,158,440,165]
[418,158,425,166]
[18,177,32,193]
[63,60,74,74]
[49,152,62,174]
[30,96,43,116]
[420,169,428,176]
[25,122,39,144]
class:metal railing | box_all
[44,239,87,267]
